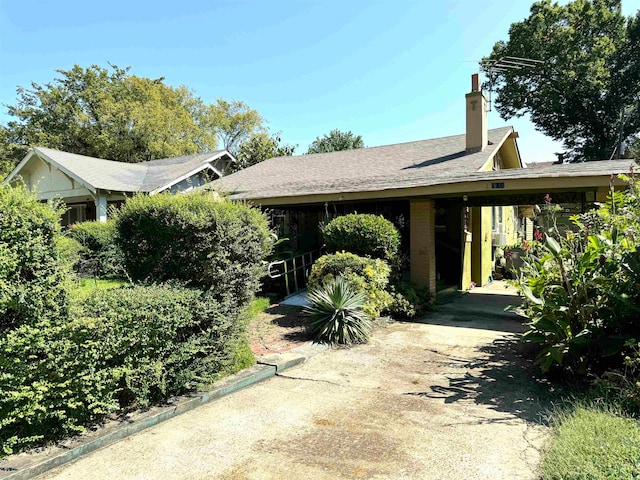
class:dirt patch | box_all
[248,304,311,355]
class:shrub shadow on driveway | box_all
[406,333,559,425]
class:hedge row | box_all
[0,184,69,332]
[0,285,253,455]
[66,220,125,277]
[0,188,271,455]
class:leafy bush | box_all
[304,276,372,345]
[321,213,400,263]
[55,236,83,273]
[0,284,253,455]
[593,340,640,415]
[66,220,124,277]
[386,282,432,319]
[515,182,640,374]
[308,252,392,317]
[0,184,69,331]
[115,193,272,306]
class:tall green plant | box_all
[516,177,640,373]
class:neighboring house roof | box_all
[524,160,563,169]
[214,127,516,201]
[5,147,234,194]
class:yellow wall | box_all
[502,206,519,245]
[471,206,492,286]
[461,213,472,290]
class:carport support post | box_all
[471,206,492,286]
[409,199,436,300]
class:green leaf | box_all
[545,234,561,256]
[521,284,544,306]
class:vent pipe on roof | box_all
[465,73,488,152]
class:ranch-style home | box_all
[211,74,632,295]
[3,147,235,225]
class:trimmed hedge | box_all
[66,220,124,277]
[115,193,272,306]
[321,213,400,262]
[0,284,253,455]
[0,184,69,331]
[308,252,392,317]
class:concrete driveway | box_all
[40,289,554,480]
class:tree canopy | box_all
[307,129,364,154]
[206,99,265,156]
[482,0,640,161]
[1,64,266,165]
[229,132,296,173]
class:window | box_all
[62,204,86,226]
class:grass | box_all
[542,402,640,479]
[244,296,271,321]
[71,277,130,301]
[229,297,272,372]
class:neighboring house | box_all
[4,147,235,224]
[212,74,632,295]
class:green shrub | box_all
[0,184,69,331]
[515,181,640,374]
[386,282,432,319]
[55,236,83,273]
[67,220,124,278]
[115,193,272,306]
[0,284,253,455]
[321,213,400,263]
[542,403,640,480]
[593,340,640,415]
[308,252,392,317]
[304,276,372,345]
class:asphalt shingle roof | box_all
[214,127,515,200]
[33,147,227,193]
[213,128,635,202]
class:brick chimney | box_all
[465,73,488,152]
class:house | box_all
[211,74,632,296]
[3,147,235,224]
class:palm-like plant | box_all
[303,276,372,345]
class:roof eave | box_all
[34,147,98,194]
[3,149,36,185]
[227,171,627,206]
[148,154,229,195]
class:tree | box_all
[307,129,364,154]
[0,127,17,180]
[1,64,267,165]
[482,0,640,161]
[229,132,296,173]
[206,99,265,156]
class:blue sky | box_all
[0,1,637,163]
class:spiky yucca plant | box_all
[303,276,372,345]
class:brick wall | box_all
[410,199,436,298]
